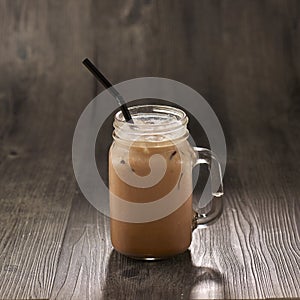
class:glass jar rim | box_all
[113,104,189,142]
[114,104,188,126]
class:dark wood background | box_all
[0,0,299,299]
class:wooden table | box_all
[0,1,299,299]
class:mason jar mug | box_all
[109,105,224,260]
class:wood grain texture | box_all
[0,0,94,298]
[0,0,299,299]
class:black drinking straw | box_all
[82,58,133,123]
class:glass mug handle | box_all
[192,147,224,228]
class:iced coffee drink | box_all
[109,105,195,259]
[109,105,224,259]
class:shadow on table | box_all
[102,250,223,300]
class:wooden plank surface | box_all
[0,0,95,298]
[0,0,299,299]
